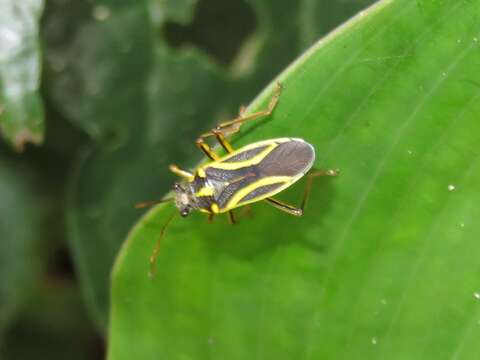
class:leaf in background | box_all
[149,0,198,24]
[2,284,103,360]
[109,0,480,359]
[43,0,370,330]
[299,0,376,47]
[0,160,39,346]
[42,0,152,138]
[0,0,45,151]
[66,48,229,330]
[43,0,231,330]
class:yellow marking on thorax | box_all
[196,168,206,178]
[210,203,220,214]
[195,186,214,197]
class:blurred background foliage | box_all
[0,0,375,358]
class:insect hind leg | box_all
[200,82,282,139]
[265,168,338,216]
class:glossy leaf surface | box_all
[110,0,480,359]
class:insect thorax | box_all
[173,176,216,216]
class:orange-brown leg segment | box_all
[228,210,237,225]
[213,130,234,153]
[196,138,220,161]
[265,169,339,216]
[200,82,282,139]
[238,105,247,116]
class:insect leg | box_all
[196,138,220,161]
[238,105,246,116]
[149,211,177,278]
[299,169,338,212]
[213,130,234,153]
[169,164,194,178]
[228,210,237,224]
[265,169,339,216]
[201,82,282,138]
[242,205,253,218]
[264,197,303,216]
[208,213,215,222]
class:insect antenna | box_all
[135,197,174,209]
[149,211,178,278]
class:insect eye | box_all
[180,209,189,217]
[173,183,181,191]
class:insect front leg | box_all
[200,82,282,139]
[265,169,339,216]
[197,123,235,154]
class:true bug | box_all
[137,83,338,276]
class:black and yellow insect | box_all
[138,83,337,275]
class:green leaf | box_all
[0,0,45,151]
[44,0,369,330]
[0,160,39,345]
[42,0,152,138]
[109,0,480,359]
[149,0,198,25]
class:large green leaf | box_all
[109,0,480,359]
[43,0,372,330]
[0,0,45,151]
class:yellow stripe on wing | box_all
[224,176,292,210]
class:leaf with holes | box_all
[109,0,480,359]
[0,0,44,151]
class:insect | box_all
[137,83,338,276]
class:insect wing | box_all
[202,138,315,212]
